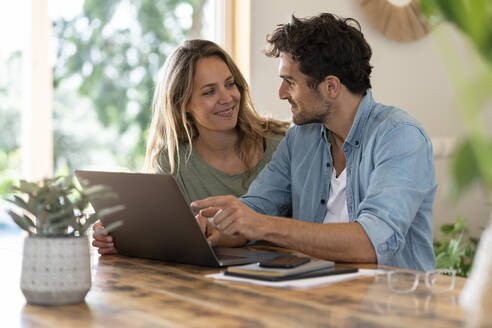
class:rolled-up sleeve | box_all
[355,124,435,265]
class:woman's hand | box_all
[92,221,118,255]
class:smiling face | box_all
[186,56,241,135]
[278,53,332,125]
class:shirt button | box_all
[378,244,388,254]
[326,162,331,167]
[355,141,360,146]
[320,199,326,204]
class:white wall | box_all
[249,0,490,238]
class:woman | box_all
[93,39,289,254]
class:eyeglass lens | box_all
[425,269,456,293]
[388,271,419,293]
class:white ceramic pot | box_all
[20,236,91,305]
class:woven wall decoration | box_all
[361,0,429,42]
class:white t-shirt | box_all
[323,168,349,223]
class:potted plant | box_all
[5,176,123,306]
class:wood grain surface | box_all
[0,234,486,328]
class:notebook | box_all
[74,170,280,267]
[225,260,358,282]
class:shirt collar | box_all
[319,90,374,147]
[344,90,374,148]
[319,124,330,143]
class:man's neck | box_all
[324,92,363,144]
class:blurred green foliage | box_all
[0,50,22,198]
[420,0,492,62]
[420,0,492,276]
[434,216,479,277]
[0,149,21,197]
[52,0,206,172]
[420,0,492,197]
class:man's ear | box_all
[319,75,341,98]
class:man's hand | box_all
[92,221,118,255]
[195,212,221,246]
[191,195,266,241]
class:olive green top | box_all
[155,133,284,204]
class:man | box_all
[191,13,436,271]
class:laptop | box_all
[74,170,280,267]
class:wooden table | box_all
[0,234,484,328]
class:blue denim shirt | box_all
[241,91,437,271]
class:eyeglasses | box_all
[381,269,456,294]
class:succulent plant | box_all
[5,176,123,237]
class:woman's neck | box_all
[193,128,253,175]
[193,128,239,157]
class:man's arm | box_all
[240,127,295,216]
[192,196,376,262]
[355,124,436,265]
[261,218,376,262]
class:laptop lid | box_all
[74,170,278,267]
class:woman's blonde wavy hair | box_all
[144,39,290,176]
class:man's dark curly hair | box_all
[266,13,372,94]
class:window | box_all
[0,0,219,232]
[51,0,217,174]
[0,1,25,232]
